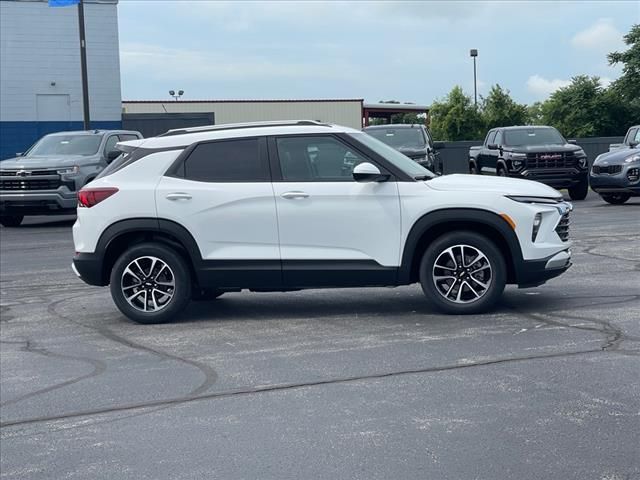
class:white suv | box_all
[72,121,573,324]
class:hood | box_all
[426,174,562,198]
[594,146,640,165]
[0,154,91,170]
[506,144,583,154]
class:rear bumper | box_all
[72,252,106,286]
[516,249,572,288]
[510,169,587,188]
[0,190,77,215]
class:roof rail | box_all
[158,120,331,137]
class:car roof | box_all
[363,124,424,130]
[123,120,360,150]
[46,129,141,136]
[497,125,556,131]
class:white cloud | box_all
[526,75,571,99]
[571,18,624,52]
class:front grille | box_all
[0,178,61,190]
[555,211,570,242]
[592,165,622,175]
[0,169,59,177]
[526,152,577,169]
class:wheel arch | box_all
[399,209,523,285]
[96,218,203,286]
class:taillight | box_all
[77,187,119,208]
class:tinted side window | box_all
[486,131,497,146]
[632,129,640,144]
[184,138,267,182]
[119,134,140,142]
[104,135,119,154]
[494,130,503,145]
[276,136,368,182]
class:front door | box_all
[270,135,402,288]
[155,136,281,288]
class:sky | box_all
[117,0,639,106]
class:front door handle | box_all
[281,191,310,200]
[166,192,192,201]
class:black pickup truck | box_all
[469,126,590,200]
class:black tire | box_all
[109,243,192,324]
[568,181,589,200]
[469,162,478,174]
[601,193,630,205]
[419,231,506,315]
[497,166,507,177]
[192,288,225,301]
[0,215,24,227]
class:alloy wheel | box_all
[432,244,492,304]
[121,256,175,313]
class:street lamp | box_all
[470,49,478,107]
[169,90,184,101]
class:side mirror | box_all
[568,139,577,145]
[353,162,389,183]
[629,142,638,149]
[106,150,121,163]
[433,141,445,150]
[487,143,499,151]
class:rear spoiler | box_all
[115,139,146,153]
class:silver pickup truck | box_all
[0,129,142,227]
[609,125,640,152]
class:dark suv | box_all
[363,124,444,174]
[469,126,590,200]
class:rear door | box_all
[155,136,281,288]
[270,134,401,288]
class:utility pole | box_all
[78,0,91,130]
[470,49,478,107]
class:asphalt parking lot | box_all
[0,191,638,480]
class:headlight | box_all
[57,165,80,176]
[506,195,562,204]
[506,152,527,160]
[512,159,524,170]
[578,157,588,168]
[532,213,542,242]
[625,154,640,163]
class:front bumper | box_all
[508,169,587,189]
[516,249,572,288]
[590,166,640,195]
[0,189,78,215]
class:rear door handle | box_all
[166,192,192,201]
[281,191,310,200]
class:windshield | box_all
[27,134,102,156]
[365,128,426,149]
[504,128,566,146]
[350,132,434,178]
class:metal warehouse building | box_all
[121,99,365,138]
[0,0,122,159]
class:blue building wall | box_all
[0,121,122,159]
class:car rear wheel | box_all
[0,215,24,227]
[110,243,191,324]
[601,193,630,204]
[419,231,506,314]
[568,181,589,200]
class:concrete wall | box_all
[122,100,364,131]
[439,137,626,174]
[0,0,122,159]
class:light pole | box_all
[169,90,184,101]
[470,49,478,107]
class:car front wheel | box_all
[110,243,192,324]
[0,215,24,227]
[601,193,630,205]
[568,181,589,200]
[419,231,506,314]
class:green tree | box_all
[608,24,640,101]
[527,102,545,125]
[429,86,484,141]
[481,84,529,129]
[539,75,610,138]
